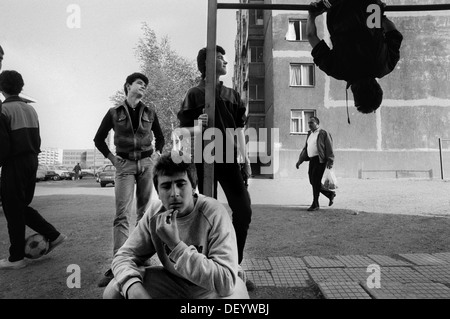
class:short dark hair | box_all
[197,45,226,79]
[123,72,149,95]
[0,70,24,95]
[351,78,383,114]
[309,116,320,125]
[152,153,198,191]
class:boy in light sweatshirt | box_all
[103,153,249,299]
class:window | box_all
[286,19,307,41]
[249,83,264,100]
[290,64,314,87]
[249,46,263,63]
[250,9,264,25]
[291,110,316,134]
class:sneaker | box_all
[98,269,114,288]
[46,234,67,255]
[0,258,27,270]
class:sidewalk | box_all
[220,177,450,218]
[221,177,450,298]
[242,253,450,299]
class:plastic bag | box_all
[322,168,338,191]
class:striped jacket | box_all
[0,96,40,166]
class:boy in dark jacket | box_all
[0,70,66,270]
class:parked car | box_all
[36,164,47,182]
[79,170,95,179]
[44,170,60,181]
[98,165,116,187]
[48,166,72,180]
[95,165,108,182]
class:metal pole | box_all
[439,138,444,180]
[217,3,450,11]
[204,0,217,197]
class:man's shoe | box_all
[329,193,336,206]
[98,269,114,288]
[307,204,319,211]
[0,258,27,270]
[46,234,67,255]
[245,279,256,292]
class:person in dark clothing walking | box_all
[177,45,254,290]
[0,70,66,270]
[94,72,165,287]
[306,0,403,114]
[296,116,335,211]
[73,163,82,180]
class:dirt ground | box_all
[1,177,450,300]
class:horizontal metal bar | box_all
[217,3,450,12]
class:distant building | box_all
[38,148,63,165]
[233,0,450,178]
[63,149,109,169]
[62,131,114,168]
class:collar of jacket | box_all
[2,95,25,103]
[113,100,152,111]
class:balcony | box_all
[248,25,264,38]
[248,62,265,78]
[249,101,265,114]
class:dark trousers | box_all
[196,163,252,265]
[308,156,335,207]
[1,154,60,261]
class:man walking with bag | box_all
[295,116,335,211]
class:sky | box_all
[0,0,239,150]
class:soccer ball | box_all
[24,233,49,259]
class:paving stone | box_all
[381,267,433,283]
[336,255,378,268]
[241,258,272,271]
[344,268,373,283]
[307,268,352,283]
[367,254,412,267]
[318,282,372,299]
[431,252,450,264]
[398,253,447,266]
[344,266,432,285]
[271,269,310,287]
[304,256,345,268]
[246,270,275,287]
[268,256,307,270]
[364,282,450,299]
[414,265,450,284]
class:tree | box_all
[110,23,200,151]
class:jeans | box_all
[0,154,60,262]
[196,163,252,265]
[113,156,154,255]
[308,156,335,206]
[103,266,249,299]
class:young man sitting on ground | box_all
[103,153,249,299]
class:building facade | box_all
[61,131,114,168]
[234,0,450,179]
[38,148,63,165]
[62,149,110,169]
